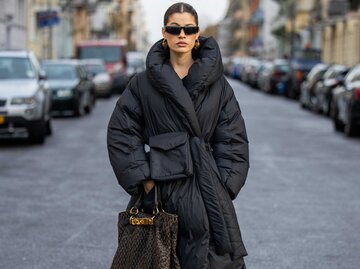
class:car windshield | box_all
[0,57,36,79]
[86,64,106,74]
[79,46,121,64]
[42,64,77,80]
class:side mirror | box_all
[39,70,47,80]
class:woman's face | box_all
[162,12,200,55]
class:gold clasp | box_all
[130,216,155,225]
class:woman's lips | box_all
[176,42,188,46]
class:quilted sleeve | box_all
[107,77,150,195]
[211,78,249,200]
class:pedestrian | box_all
[107,2,249,268]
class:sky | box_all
[139,0,228,44]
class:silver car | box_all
[80,59,112,97]
[0,51,52,144]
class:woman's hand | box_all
[143,179,155,194]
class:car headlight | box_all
[11,97,37,106]
[57,89,73,98]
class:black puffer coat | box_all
[107,36,249,269]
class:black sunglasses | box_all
[164,26,199,35]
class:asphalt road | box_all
[0,78,359,269]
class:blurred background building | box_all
[201,0,360,66]
[1,0,148,59]
[1,0,360,67]
[0,0,27,50]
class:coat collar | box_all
[145,36,223,137]
[146,36,223,97]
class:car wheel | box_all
[344,117,356,137]
[300,98,306,108]
[332,107,344,132]
[85,102,92,114]
[334,118,344,132]
[46,119,52,136]
[89,88,96,106]
[29,120,46,144]
[74,96,85,117]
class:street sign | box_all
[37,10,60,28]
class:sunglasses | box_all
[164,26,199,35]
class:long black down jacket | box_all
[107,36,249,269]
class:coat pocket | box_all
[149,132,193,181]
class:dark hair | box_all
[163,2,199,26]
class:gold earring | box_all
[194,39,200,50]
[162,39,168,49]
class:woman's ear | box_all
[162,28,166,39]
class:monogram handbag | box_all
[110,186,180,269]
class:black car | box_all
[42,60,95,117]
[313,64,349,116]
[260,59,290,94]
[331,65,360,136]
[299,63,329,110]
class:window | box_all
[0,57,36,79]
[42,64,77,80]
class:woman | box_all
[107,2,249,268]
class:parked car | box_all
[313,64,349,115]
[81,59,112,98]
[247,60,263,88]
[42,60,95,117]
[261,59,290,94]
[228,57,243,80]
[299,63,329,110]
[126,51,145,80]
[241,58,260,84]
[287,48,322,99]
[331,65,360,136]
[0,50,52,144]
[257,61,273,91]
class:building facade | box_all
[321,0,360,66]
[0,0,27,50]
[27,0,63,59]
[128,0,149,52]
[222,0,280,58]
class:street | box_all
[1,78,360,269]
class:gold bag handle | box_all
[128,185,161,226]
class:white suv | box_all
[0,51,52,144]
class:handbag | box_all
[110,186,180,269]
